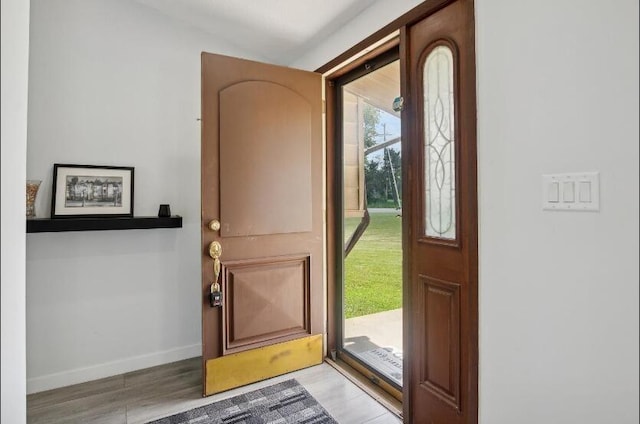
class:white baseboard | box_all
[27,343,201,394]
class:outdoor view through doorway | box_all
[341,59,403,389]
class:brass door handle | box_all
[209,241,222,284]
[209,240,222,260]
[209,241,223,307]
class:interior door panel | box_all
[201,53,323,396]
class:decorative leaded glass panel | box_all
[424,45,456,240]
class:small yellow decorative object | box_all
[26,180,42,219]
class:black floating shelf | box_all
[26,216,183,233]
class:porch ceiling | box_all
[343,60,400,117]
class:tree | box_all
[363,104,380,149]
[383,147,402,207]
[365,158,385,204]
[363,104,383,204]
[362,103,402,207]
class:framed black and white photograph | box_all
[51,164,134,218]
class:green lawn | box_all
[344,211,402,318]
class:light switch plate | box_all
[543,172,599,211]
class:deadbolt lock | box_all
[208,219,220,231]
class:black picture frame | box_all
[51,164,134,218]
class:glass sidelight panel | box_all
[424,45,456,240]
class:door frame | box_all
[321,0,477,421]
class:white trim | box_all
[321,30,400,77]
[27,344,201,394]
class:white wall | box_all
[1,0,30,420]
[475,1,638,422]
[298,0,639,423]
[25,0,265,393]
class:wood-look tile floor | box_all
[27,358,402,424]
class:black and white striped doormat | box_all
[146,379,337,424]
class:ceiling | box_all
[133,0,380,65]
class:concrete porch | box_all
[344,308,403,385]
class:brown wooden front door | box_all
[201,53,324,396]
[403,0,478,422]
